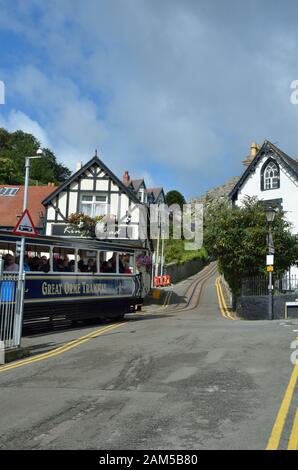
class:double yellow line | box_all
[0,322,126,373]
[162,290,172,308]
[215,277,235,320]
[266,357,298,450]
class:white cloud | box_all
[2,0,298,196]
[0,109,50,147]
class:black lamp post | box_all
[265,206,276,320]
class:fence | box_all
[241,274,298,297]
[0,272,24,351]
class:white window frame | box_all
[264,162,279,190]
[80,194,108,217]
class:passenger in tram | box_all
[3,254,19,272]
[53,258,64,272]
[15,255,30,272]
[100,261,109,272]
[118,256,125,273]
[62,258,70,272]
[69,260,75,272]
[38,256,50,273]
[108,254,117,272]
[24,255,31,271]
[87,258,96,273]
[78,259,87,272]
[29,256,40,271]
[119,254,132,274]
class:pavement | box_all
[0,263,298,450]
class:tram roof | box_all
[0,230,146,253]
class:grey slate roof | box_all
[229,140,298,201]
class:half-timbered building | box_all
[42,153,164,243]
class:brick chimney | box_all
[242,141,259,167]
[123,170,130,184]
[250,142,258,158]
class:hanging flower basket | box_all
[136,254,152,273]
[68,213,104,237]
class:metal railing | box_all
[0,252,25,357]
[0,273,24,350]
[241,274,298,296]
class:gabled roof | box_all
[42,155,141,205]
[146,187,164,201]
[129,179,145,192]
[0,185,57,229]
[229,140,298,201]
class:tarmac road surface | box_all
[0,263,297,450]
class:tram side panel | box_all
[23,273,143,322]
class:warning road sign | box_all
[13,209,38,236]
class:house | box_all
[146,187,166,205]
[0,184,56,233]
[122,171,166,205]
[229,140,298,275]
[42,153,165,243]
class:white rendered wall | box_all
[236,155,298,233]
[235,155,298,276]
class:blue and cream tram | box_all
[0,231,148,326]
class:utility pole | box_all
[15,149,44,345]
[154,207,160,279]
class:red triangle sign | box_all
[13,209,38,236]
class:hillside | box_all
[191,176,240,208]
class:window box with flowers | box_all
[68,213,104,237]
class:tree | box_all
[204,197,298,299]
[0,128,71,185]
[166,190,186,208]
[0,158,17,183]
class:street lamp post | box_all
[16,149,43,345]
[265,206,276,320]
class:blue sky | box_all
[1,0,298,199]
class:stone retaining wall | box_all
[236,294,298,320]
[165,258,204,284]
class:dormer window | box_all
[138,188,145,203]
[261,160,280,191]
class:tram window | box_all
[99,251,117,273]
[0,242,16,259]
[53,247,75,272]
[25,244,51,272]
[78,250,97,273]
[119,253,134,274]
[0,242,16,257]
[0,243,18,272]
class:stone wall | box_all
[165,258,204,284]
[236,294,298,320]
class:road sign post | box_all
[266,260,274,321]
[12,209,38,345]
